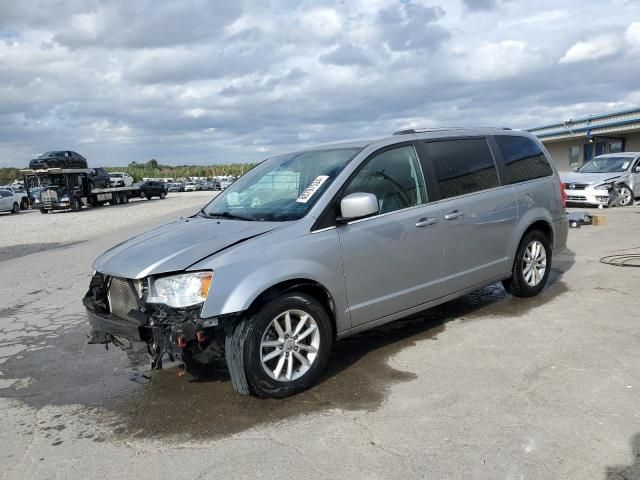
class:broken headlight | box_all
[147,271,213,308]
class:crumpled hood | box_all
[561,172,622,185]
[93,217,280,279]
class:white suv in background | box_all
[109,172,134,187]
[184,182,198,192]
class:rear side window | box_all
[495,135,553,184]
[425,138,499,200]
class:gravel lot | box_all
[0,192,215,261]
[0,201,639,479]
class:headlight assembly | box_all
[147,271,213,308]
[594,184,611,190]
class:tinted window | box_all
[425,138,499,199]
[343,145,426,214]
[495,135,553,184]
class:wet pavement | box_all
[0,203,638,479]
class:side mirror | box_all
[573,166,579,172]
[635,166,640,173]
[339,192,379,222]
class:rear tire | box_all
[226,293,333,398]
[503,230,552,298]
[160,192,166,199]
[11,202,19,214]
[39,208,48,214]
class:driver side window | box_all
[343,145,427,215]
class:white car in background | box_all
[561,153,640,207]
[109,172,134,187]
[0,188,21,214]
[184,182,198,192]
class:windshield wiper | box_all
[200,210,256,221]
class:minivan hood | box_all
[561,172,622,185]
[93,217,280,279]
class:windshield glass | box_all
[39,151,64,158]
[202,147,362,221]
[578,157,631,173]
[110,173,123,177]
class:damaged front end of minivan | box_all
[83,271,237,372]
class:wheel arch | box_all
[246,279,338,339]
[523,219,553,245]
[508,209,555,264]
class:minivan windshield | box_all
[202,147,362,222]
[578,157,631,173]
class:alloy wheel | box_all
[522,240,547,287]
[260,309,320,382]
[617,186,633,206]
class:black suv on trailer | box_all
[88,167,111,188]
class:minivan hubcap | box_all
[260,309,320,382]
[523,240,547,287]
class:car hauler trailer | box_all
[20,168,141,213]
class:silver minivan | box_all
[84,128,568,398]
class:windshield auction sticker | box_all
[297,175,329,203]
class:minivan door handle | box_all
[415,217,438,227]
[444,210,464,220]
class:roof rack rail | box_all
[393,127,466,135]
[393,126,513,135]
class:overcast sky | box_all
[1,0,640,167]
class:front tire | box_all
[617,185,634,206]
[226,293,333,398]
[503,230,552,298]
[11,202,19,214]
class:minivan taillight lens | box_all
[559,178,567,209]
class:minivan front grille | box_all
[107,277,140,322]
[564,183,588,190]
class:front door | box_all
[337,144,444,327]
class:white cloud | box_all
[559,34,622,64]
[1,0,640,166]
[452,40,543,81]
[625,22,640,52]
[299,8,343,39]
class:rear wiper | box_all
[200,210,256,221]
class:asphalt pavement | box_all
[0,198,639,479]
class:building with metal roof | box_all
[528,106,640,172]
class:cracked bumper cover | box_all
[86,308,147,344]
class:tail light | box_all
[559,178,567,209]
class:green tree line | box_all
[1,160,256,184]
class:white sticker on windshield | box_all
[622,161,630,169]
[296,175,329,203]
